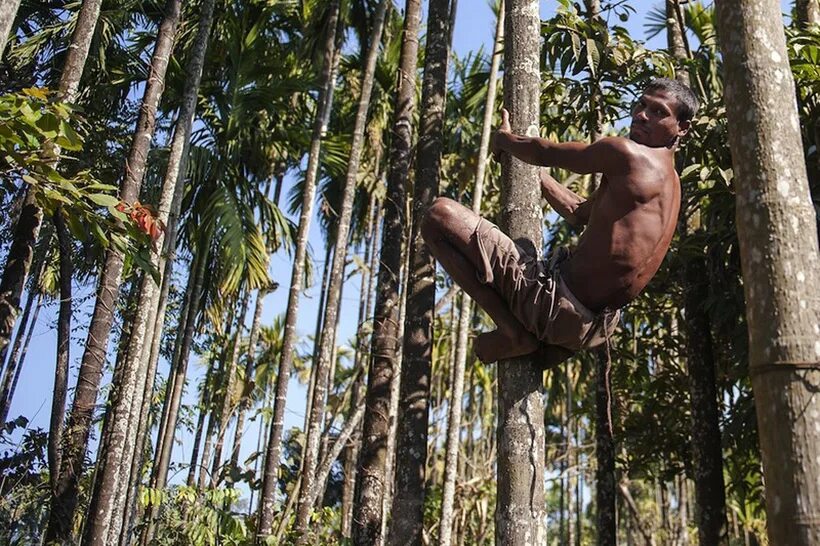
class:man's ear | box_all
[678,119,691,137]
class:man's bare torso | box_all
[560,140,680,312]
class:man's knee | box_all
[421,197,456,242]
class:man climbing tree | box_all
[421,78,698,363]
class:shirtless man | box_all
[420,78,698,364]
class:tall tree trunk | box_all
[0,255,43,422]
[73,2,183,542]
[49,211,72,496]
[296,2,396,541]
[146,239,208,510]
[0,0,21,56]
[715,2,820,544]
[390,0,454,542]
[664,4,729,543]
[0,0,102,364]
[796,0,820,26]
[228,288,268,473]
[0,290,41,422]
[304,243,334,432]
[118,0,218,539]
[596,352,616,546]
[342,201,381,539]
[438,3,502,545]
[494,0,546,544]
[210,292,251,486]
[255,1,345,536]
[186,365,213,488]
[351,1,418,543]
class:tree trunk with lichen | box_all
[390,0,454,542]
[797,0,820,26]
[494,0,546,544]
[715,2,820,544]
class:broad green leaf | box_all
[88,193,121,207]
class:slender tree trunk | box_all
[296,0,395,532]
[228,288,268,473]
[255,2,344,537]
[120,0,218,539]
[186,369,212,487]
[147,239,208,510]
[494,1,546,544]
[0,255,42,422]
[666,0,689,83]
[49,211,72,496]
[390,0,454,543]
[351,2,417,544]
[342,202,380,539]
[0,0,102,363]
[0,0,21,56]
[210,292,251,486]
[0,290,41,422]
[715,3,820,544]
[76,3,183,542]
[304,244,334,432]
[438,4,503,545]
[596,352,616,546]
[797,0,820,26]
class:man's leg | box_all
[420,197,539,362]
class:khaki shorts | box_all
[473,218,619,352]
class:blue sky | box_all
[4,0,796,495]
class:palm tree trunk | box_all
[228,288,268,473]
[49,211,72,496]
[117,0,218,539]
[596,350,616,546]
[350,1,417,543]
[389,0,454,542]
[715,3,820,543]
[495,1,546,543]
[295,0,395,530]
[255,2,344,536]
[0,0,102,363]
[342,201,380,539]
[797,0,820,26]
[0,290,42,422]
[186,368,213,488]
[150,240,208,485]
[304,243,334,432]
[76,3,183,542]
[0,255,43,423]
[0,0,21,56]
[437,5,501,543]
[210,292,251,486]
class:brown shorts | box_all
[473,218,619,352]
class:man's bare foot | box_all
[474,329,540,363]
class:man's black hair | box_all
[644,78,699,122]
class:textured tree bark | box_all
[666,0,689,83]
[0,0,102,366]
[715,2,820,544]
[209,292,250,486]
[342,202,380,539]
[0,255,42,423]
[351,1,418,543]
[0,290,41,423]
[117,0,218,540]
[389,0,454,542]
[796,0,820,26]
[494,1,545,544]
[38,0,102,528]
[595,353,616,546]
[255,1,345,536]
[228,288,268,473]
[437,3,501,545]
[74,2,183,542]
[0,0,21,56]
[49,211,72,498]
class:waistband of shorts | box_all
[555,271,621,324]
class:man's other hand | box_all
[491,108,512,160]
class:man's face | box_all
[629,90,690,148]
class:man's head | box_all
[629,78,699,148]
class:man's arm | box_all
[540,170,596,227]
[492,109,632,176]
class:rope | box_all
[748,361,820,377]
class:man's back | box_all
[562,139,680,312]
